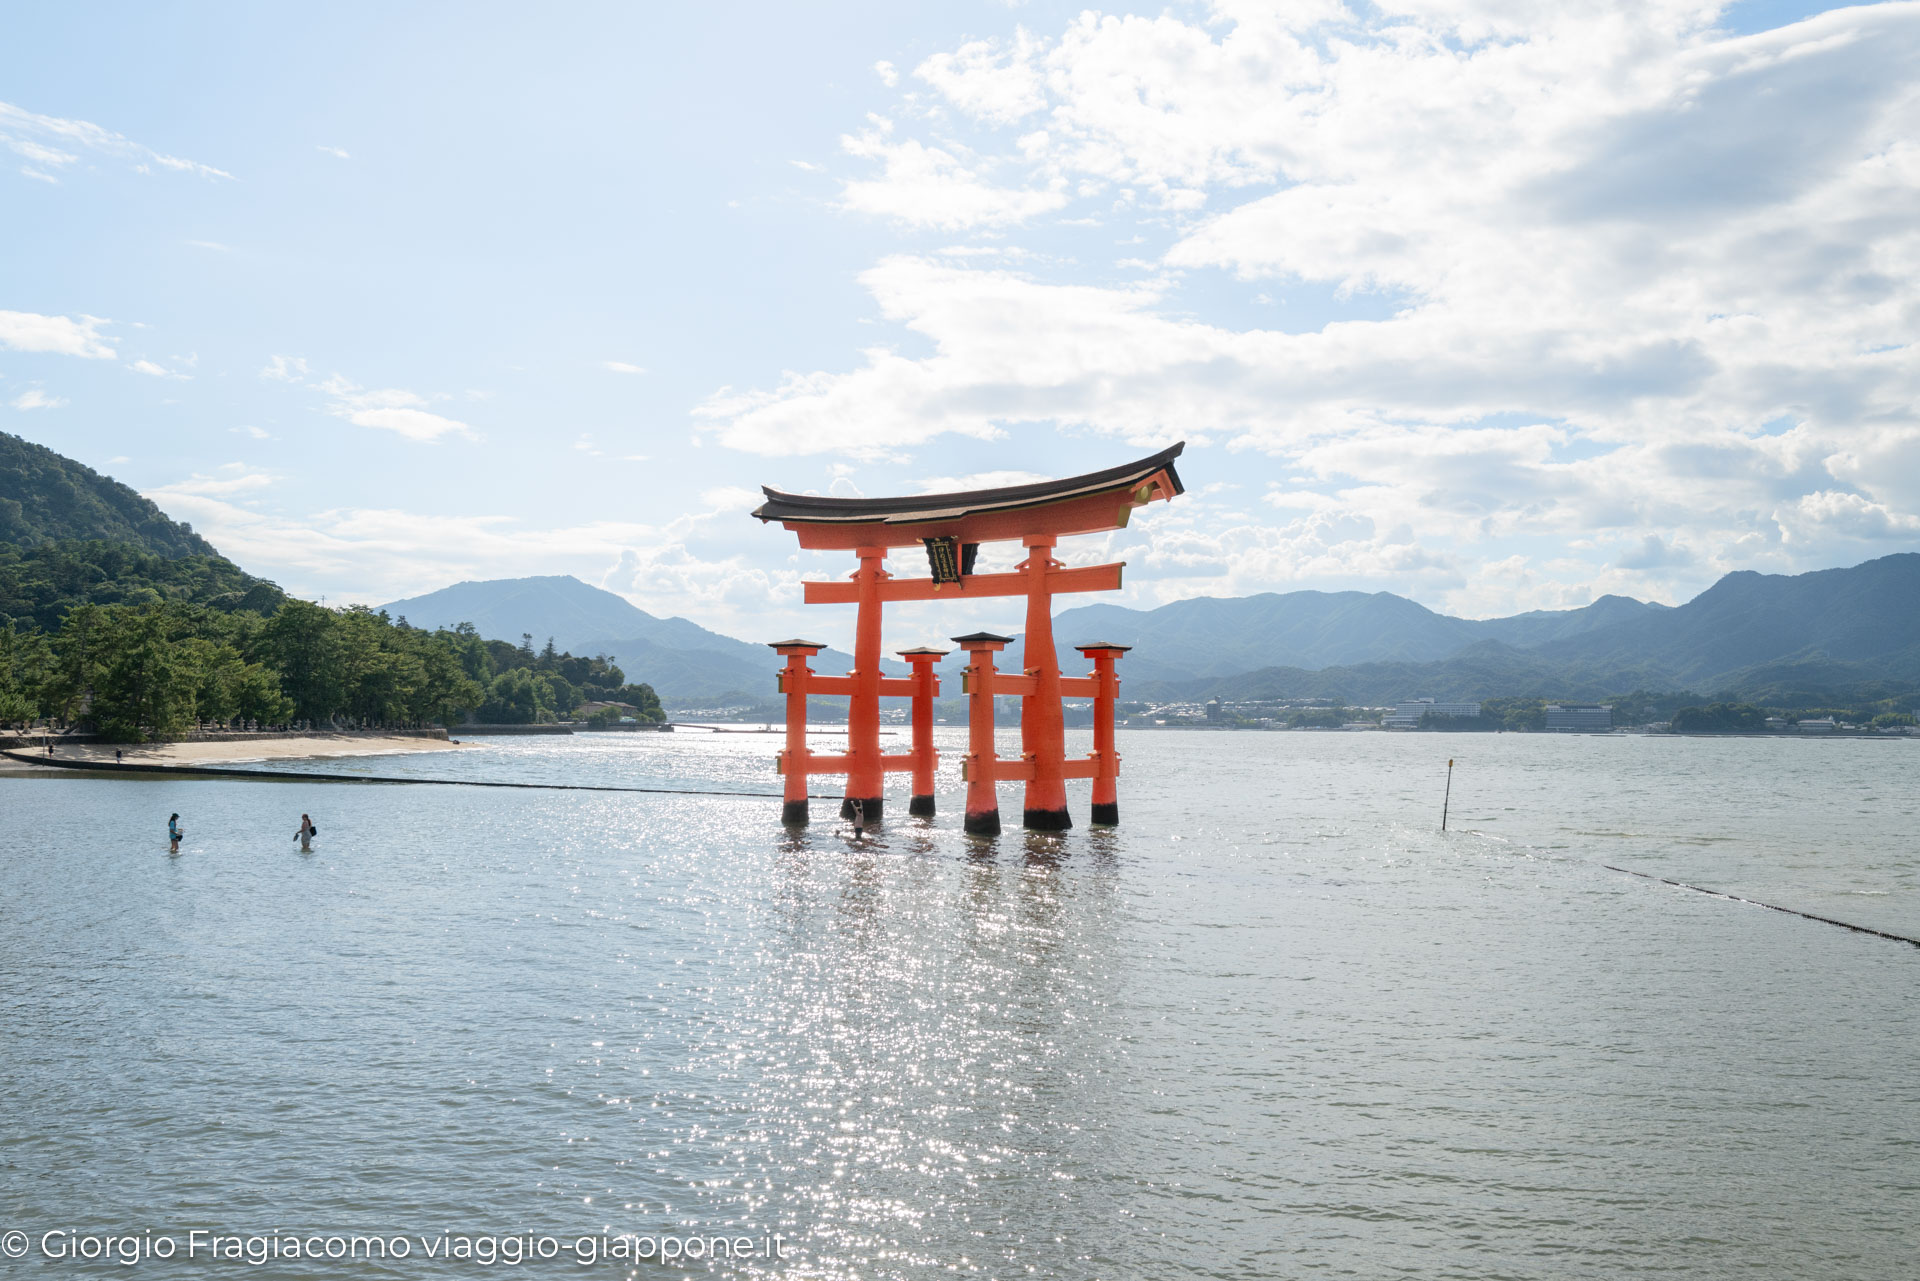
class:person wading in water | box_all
[295,813,317,852]
[168,813,183,853]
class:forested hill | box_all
[0,431,219,556]
[0,540,285,632]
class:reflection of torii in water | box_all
[754,443,1185,835]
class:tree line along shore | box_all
[0,539,663,743]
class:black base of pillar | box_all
[964,810,1001,836]
[1023,807,1072,832]
[1090,802,1119,826]
[908,794,935,817]
[840,796,884,821]
[781,800,809,825]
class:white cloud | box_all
[316,145,350,159]
[317,374,476,442]
[129,358,189,380]
[710,1,1920,610]
[0,309,115,358]
[11,388,67,410]
[0,100,231,180]
[839,119,1067,229]
[163,463,276,497]
[1778,489,1920,542]
[915,470,1050,493]
[258,357,473,442]
[340,405,474,443]
[4,136,78,167]
[603,360,646,374]
[914,29,1049,125]
[874,60,899,88]
[143,476,795,632]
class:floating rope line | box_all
[3,750,844,801]
[1599,862,1920,949]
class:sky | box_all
[3,0,1916,652]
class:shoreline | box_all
[0,732,469,775]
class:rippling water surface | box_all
[3,730,1916,1278]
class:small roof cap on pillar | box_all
[896,645,950,657]
[1075,640,1133,653]
[951,631,1014,648]
[767,638,827,651]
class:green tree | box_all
[1481,697,1548,732]
[258,599,343,722]
[182,636,291,727]
[479,668,549,723]
[0,622,48,725]
[403,627,482,725]
[1670,702,1766,733]
[446,622,494,684]
[596,682,664,722]
[46,603,108,725]
[90,610,195,741]
[539,671,580,718]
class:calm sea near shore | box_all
[2,731,1915,1278]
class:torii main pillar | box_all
[754,443,1186,829]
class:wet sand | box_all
[0,734,467,774]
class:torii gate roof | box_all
[754,441,1185,550]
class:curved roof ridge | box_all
[753,441,1185,526]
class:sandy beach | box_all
[0,733,468,774]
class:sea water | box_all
[1,730,1915,1278]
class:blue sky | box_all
[3,0,1915,650]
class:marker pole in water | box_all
[1442,758,1454,831]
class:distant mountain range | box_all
[379,553,1920,708]
[1046,590,1671,682]
[10,426,1905,710]
[8,429,1911,709]
[379,575,859,704]
[1055,555,1920,704]
[1098,556,1920,706]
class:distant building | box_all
[1205,699,1224,723]
[1545,703,1613,732]
[1797,716,1836,734]
[1384,698,1481,729]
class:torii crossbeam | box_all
[755,442,1185,833]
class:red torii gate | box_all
[754,443,1185,834]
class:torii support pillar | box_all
[1077,642,1130,825]
[843,546,888,821]
[770,639,826,825]
[1019,535,1070,831]
[956,632,1011,836]
[899,646,947,817]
